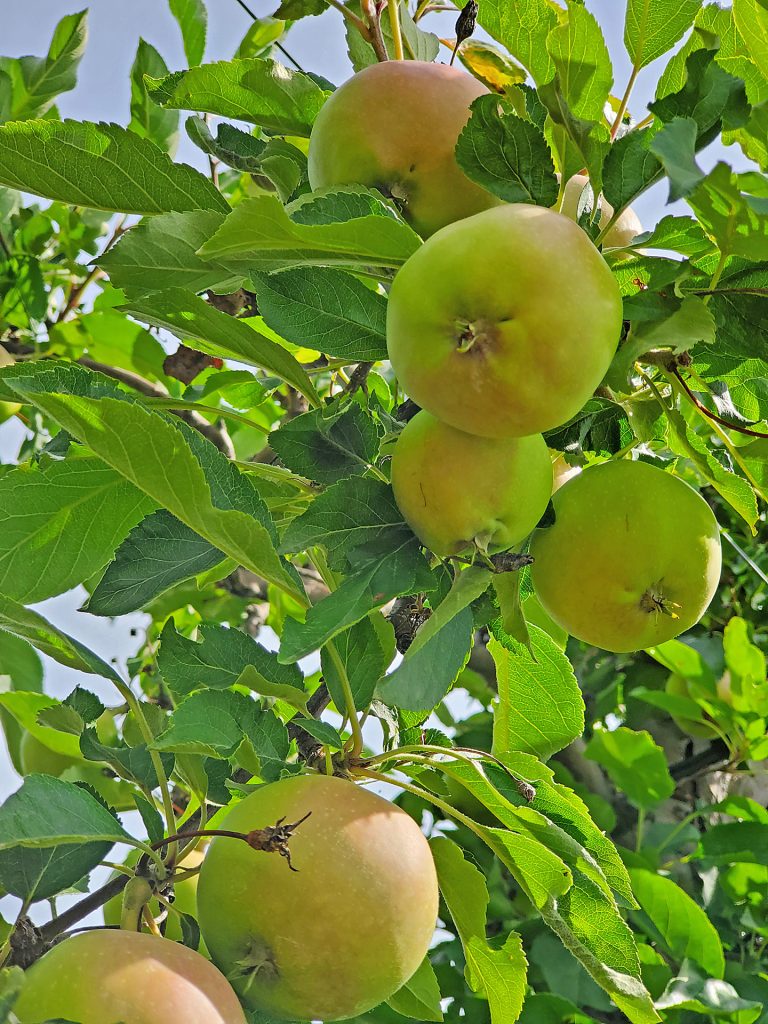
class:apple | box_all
[560,173,642,249]
[12,930,246,1024]
[529,460,722,653]
[307,60,501,237]
[103,846,206,947]
[196,773,438,1021]
[0,400,20,424]
[390,411,552,555]
[19,732,80,777]
[387,204,623,438]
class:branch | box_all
[344,361,374,395]
[33,686,331,952]
[3,341,235,458]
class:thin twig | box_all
[672,367,768,439]
[230,0,307,71]
[34,685,330,949]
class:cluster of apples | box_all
[311,60,722,653]
[14,775,439,1023]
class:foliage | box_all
[0,2,766,1023]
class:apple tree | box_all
[0,0,766,1021]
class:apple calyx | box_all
[244,812,313,872]
[639,582,681,619]
[454,317,489,352]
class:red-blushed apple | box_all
[13,930,246,1024]
[196,773,438,1021]
[390,410,552,554]
[387,204,623,437]
[307,60,501,237]
[560,173,642,249]
[529,459,722,653]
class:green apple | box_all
[13,930,246,1024]
[391,411,552,555]
[0,401,20,424]
[387,204,623,438]
[103,846,206,948]
[307,60,501,237]
[19,732,80,777]
[529,460,722,653]
[197,773,438,1021]
[560,173,642,249]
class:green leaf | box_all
[280,478,399,565]
[407,567,492,660]
[630,214,714,257]
[197,192,421,273]
[430,835,489,947]
[466,933,527,1024]
[733,0,768,82]
[0,774,130,850]
[86,510,226,616]
[146,58,329,136]
[0,119,227,215]
[625,0,703,69]
[628,869,725,978]
[444,766,658,1024]
[158,619,305,702]
[250,268,387,362]
[548,2,613,123]
[657,961,761,1023]
[279,531,434,663]
[2,363,303,601]
[0,10,88,122]
[489,768,636,908]
[460,0,557,83]
[688,163,768,260]
[270,404,380,487]
[129,39,180,155]
[377,606,474,712]
[0,593,121,683]
[455,95,559,206]
[121,288,319,404]
[649,116,705,201]
[186,118,309,201]
[697,822,768,865]
[186,116,268,172]
[608,294,715,390]
[537,77,611,189]
[293,719,344,750]
[0,456,153,603]
[169,0,208,66]
[79,730,174,791]
[490,625,585,762]
[544,399,633,458]
[386,957,443,1023]
[98,211,241,296]
[0,777,124,903]
[585,727,674,810]
[320,614,395,712]
[663,401,760,529]
[155,693,289,782]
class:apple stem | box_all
[149,815,313,873]
[387,0,405,60]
